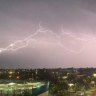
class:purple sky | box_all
[0,0,96,68]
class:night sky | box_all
[0,0,96,68]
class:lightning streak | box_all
[0,25,96,54]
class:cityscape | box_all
[0,0,96,96]
[0,68,96,95]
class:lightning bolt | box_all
[0,24,60,53]
[0,24,96,54]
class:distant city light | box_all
[16,76,20,79]
[9,82,15,85]
[68,83,74,87]
[93,73,96,77]
[63,76,68,79]
[9,71,13,74]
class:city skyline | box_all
[0,0,96,68]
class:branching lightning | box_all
[0,24,96,54]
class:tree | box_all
[22,90,31,96]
